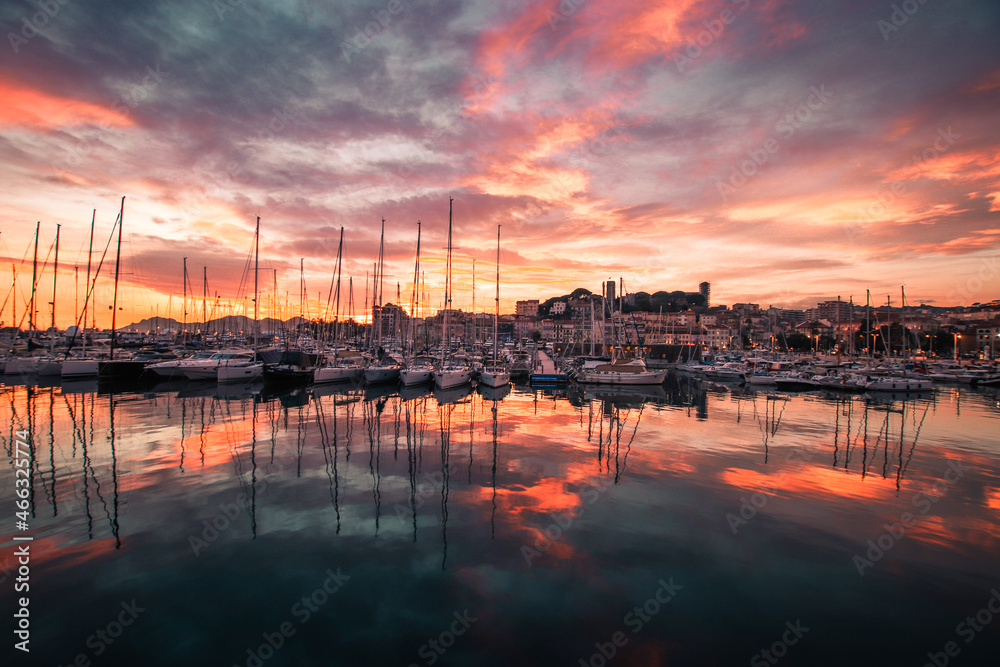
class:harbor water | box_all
[2,377,999,666]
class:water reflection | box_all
[1,378,999,666]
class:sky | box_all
[0,0,998,329]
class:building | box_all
[810,300,855,323]
[514,318,537,341]
[975,321,1000,357]
[699,282,710,307]
[516,300,539,317]
[551,301,567,315]
[604,280,616,306]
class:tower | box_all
[699,282,710,307]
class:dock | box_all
[530,350,569,384]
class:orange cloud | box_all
[0,75,133,130]
[967,67,1000,94]
[887,148,1000,184]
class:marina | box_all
[1,0,998,664]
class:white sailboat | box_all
[314,228,364,383]
[220,217,264,382]
[479,225,509,388]
[433,198,472,390]
[576,282,666,385]
[400,220,434,387]
[364,218,401,384]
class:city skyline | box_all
[1,0,999,329]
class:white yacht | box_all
[576,357,667,385]
[182,350,257,380]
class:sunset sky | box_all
[1,0,998,329]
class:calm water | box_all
[2,377,999,666]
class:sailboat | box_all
[433,198,472,390]
[400,221,434,386]
[314,228,364,383]
[364,218,402,384]
[97,197,148,380]
[479,225,509,388]
[218,216,264,382]
[62,212,101,379]
[576,281,667,386]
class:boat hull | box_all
[434,369,472,390]
[218,363,264,383]
[479,370,511,387]
[577,370,667,385]
[314,365,363,383]
[61,359,99,379]
[183,366,220,380]
[864,378,934,392]
[98,360,147,379]
[364,365,401,384]
[400,368,433,386]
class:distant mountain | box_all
[119,315,311,332]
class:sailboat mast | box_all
[182,257,188,342]
[493,225,500,365]
[836,294,841,365]
[109,197,125,359]
[203,266,207,337]
[409,221,422,358]
[886,295,892,359]
[849,296,854,357]
[333,227,343,344]
[83,211,94,354]
[51,223,60,330]
[29,221,39,334]
[442,197,453,362]
[901,285,908,360]
[472,258,476,345]
[253,217,260,349]
[376,218,385,349]
[866,289,872,364]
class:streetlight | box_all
[954,333,962,361]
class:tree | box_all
[531,329,542,342]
